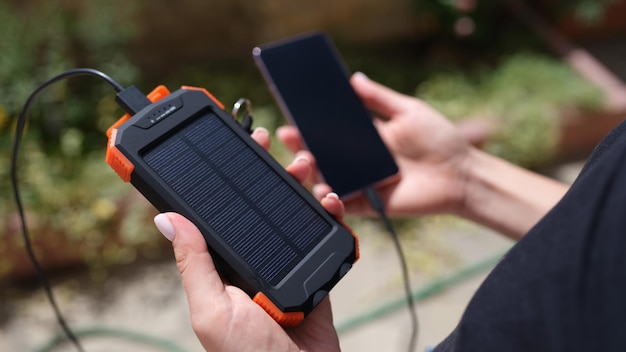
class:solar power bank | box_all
[105,85,359,327]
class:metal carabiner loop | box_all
[231,98,252,120]
[231,98,254,134]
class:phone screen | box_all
[253,32,398,198]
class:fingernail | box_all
[294,152,310,165]
[275,126,287,137]
[313,184,327,199]
[154,213,176,242]
[354,71,369,80]
[253,127,269,137]
[325,192,340,200]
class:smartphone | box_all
[106,85,358,327]
[253,32,398,198]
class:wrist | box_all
[457,148,568,240]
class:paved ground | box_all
[0,162,584,352]
[334,220,512,352]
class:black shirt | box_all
[435,121,626,351]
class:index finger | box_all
[161,213,228,310]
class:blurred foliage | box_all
[413,0,619,45]
[418,51,604,167]
[0,0,138,152]
[553,0,621,22]
[0,0,612,282]
[0,0,159,282]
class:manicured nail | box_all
[353,71,369,80]
[325,192,340,200]
[154,213,176,242]
[253,127,269,137]
[294,151,310,165]
[313,184,327,199]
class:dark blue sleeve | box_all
[435,120,626,352]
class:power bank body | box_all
[106,86,358,327]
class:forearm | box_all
[458,148,569,240]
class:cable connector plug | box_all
[115,85,151,115]
[364,187,385,214]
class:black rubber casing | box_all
[109,88,357,324]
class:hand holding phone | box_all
[253,32,398,198]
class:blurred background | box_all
[1,0,625,351]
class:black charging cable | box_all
[364,187,419,352]
[10,68,146,352]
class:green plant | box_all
[0,0,139,151]
[0,0,146,281]
[551,0,620,23]
[412,0,619,43]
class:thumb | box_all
[154,213,226,309]
[350,72,413,118]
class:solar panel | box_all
[143,113,331,285]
